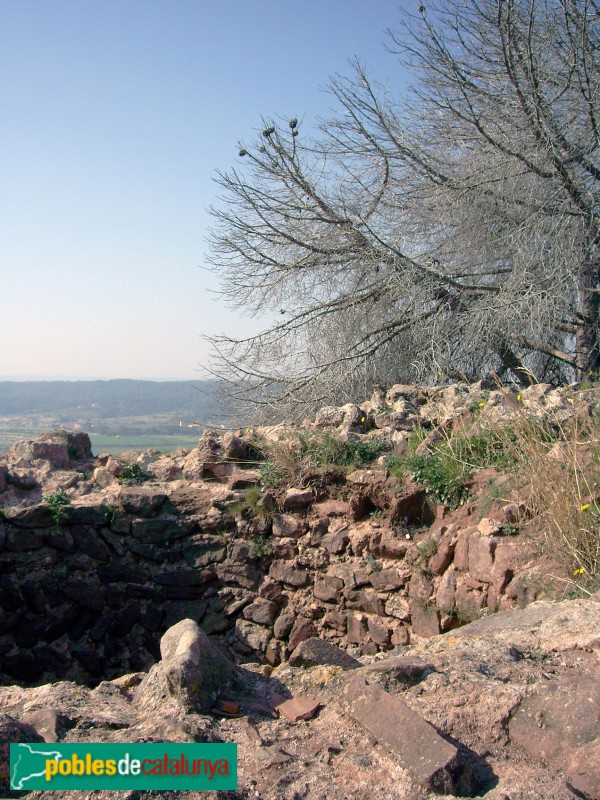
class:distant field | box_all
[0,429,202,456]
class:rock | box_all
[135,619,234,712]
[0,715,45,790]
[243,598,278,626]
[282,487,314,511]
[119,487,168,516]
[313,500,350,517]
[273,612,295,640]
[509,667,600,799]
[289,638,360,669]
[235,619,272,653]
[314,574,344,602]
[321,525,350,554]
[269,560,309,587]
[275,696,321,722]
[272,514,305,538]
[428,530,456,575]
[339,675,468,794]
[468,533,497,582]
[288,617,318,651]
[368,529,409,559]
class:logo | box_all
[10,743,237,790]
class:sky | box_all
[1,1,410,381]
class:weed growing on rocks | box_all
[43,491,70,530]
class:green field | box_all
[0,429,202,457]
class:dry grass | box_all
[447,389,600,595]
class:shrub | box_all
[43,491,70,529]
[118,463,149,485]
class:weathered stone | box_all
[339,675,465,793]
[510,669,600,799]
[370,567,406,591]
[119,487,168,516]
[384,594,411,621]
[273,612,295,640]
[183,535,226,568]
[62,580,106,611]
[7,439,69,468]
[314,574,344,603]
[93,466,118,488]
[367,615,393,647]
[289,637,360,669]
[6,528,45,551]
[269,560,309,587]
[313,499,350,517]
[468,533,497,583]
[7,504,53,529]
[0,715,45,790]
[282,487,314,511]
[428,531,456,575]
[346,612,369,644]
[436,567,458,612]
[346,469,387,486]
[346,589,386,616]
[275,696,321,722]
[135,619,234,712]
[243,598,278,626]
[235,619,272,653]
[288,617,318,651]
[216,560,260,590]
[391,625,410,646]
[272,514,305,538]
[321,525,350,555]
[98,563,147,584]
[368,529,408,559]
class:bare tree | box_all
[206,0,600,419]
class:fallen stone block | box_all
[275,696,321,722]
[289,637,360,669]
[339,674,470,794]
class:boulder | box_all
[134,619,234,712]
[289,637,360,669]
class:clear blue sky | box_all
[1,1,409,380]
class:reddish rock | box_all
[453,526,476,571]
[384,594,411,621]
[243,598,278,627]
[273,612,295,640]
[339,675,466,793]
[428,530,456,575]
[510,668,600,799]
[288,617,318,651]
[367,615,392,647]
[269,560,309,587]
[390,625,410,646]
[289,638,360,669]
[346,612,369,644]
[321,526,350,554]
[322,609,346,632]
[314,575,344,603]
[272,514,305,538]
[477,517,502,536]
[313,499,350,517]
[435,567,457,612]
[346,588,386,616]
[282,487,314,511]
[370,567,406,591]
[275,696,321,722]
[468,533,497,583]
[368,529,409,559]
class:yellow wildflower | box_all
[516,394,521,401]
[581,503,590,511]
[573,567,586,576]
[478,401,485,408]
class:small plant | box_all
[416,537,438,567]
[405,453,469,509]
[365,552,381,573]
[369,508,383,519]
[102,504,117,526]
[43,491,70,530]
[231,485,272,520]
[251,533,272,558]
[118,463,149,485]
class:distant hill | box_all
[0,379,225,422]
